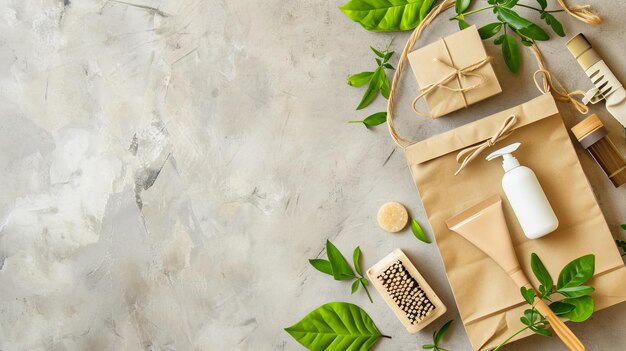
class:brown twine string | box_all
[556,0,602,25]
[387,0,455,148]
[454,115,518,175]
[411,37,492,117]
[529,44,589,114]
[386,0,601,150]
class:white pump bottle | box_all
[486,143,559,239]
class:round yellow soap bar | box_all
[377,202,409,233]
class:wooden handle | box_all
[534,297,585,351]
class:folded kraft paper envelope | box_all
[407,25,501,118]
[404,94,626,350]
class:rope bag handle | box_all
[387,0,597,149]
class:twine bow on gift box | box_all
[411,38,492,117]
[454,114,518,175]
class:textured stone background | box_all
[0,0,624,350]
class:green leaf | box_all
[370,46,385,58]
[360,277,369,285]
[380,73,391,99]
[351,279,361,294]
[383,51,394,61]
[500,34,521,73]
[357,68,383,109]
[478,23,502,39]
[310,259,334,276]
[531,326,553,337]
[499,0,519,8]
[621,224,626,230]
[455,0,471,15]
[517,23,549,41]
[434,320,453,346]
[422,345,435,349]
[339,0,436,32]
[530,253,553,295]
[549,301,576,316]
[457,18,470,30]
[542,12,565,37]
[349,112,387,128]
[353,247,362,276]
[520,287,536,305]
[494,35,505,45]
[411,218,431,244]
[496,7,532,30]
[561,296,594,322]
[557,254,595,289]
[347,71,374,87]
[284,302,383,351]
[326,240,356,280]
[558,285,595,298]
[383,63,395,70]
[536,0,547,10]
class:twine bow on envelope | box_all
[454,115,518,175]
[412,38,493,117]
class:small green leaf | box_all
[383,51,394,61]
[360,277,369,285]
[561,296,594,322]
[434,320,453,345]
[309,259,333,275]
[517,23,549,41]
[536,0,547,10]
[284,302,383,350]
[380,74,391,99]
[455,0,471,15]
[383,63,395,70]
[457,18,470,30]
[478,23,502,39]
[520,287,536,305]
[494,34,505,45]
[621,224,626,230]
[411,218,431,244]
[557,254,595,289]
[357,68,383,109]
[422,345,435,349]
[530,253,553,296]
[347,71,374,87]
[542,13,565,37]
[353,246,362,276]
[349,112,387,128]
[500,34,521,73]
[558,285,595,298]
[550,301,575,316]
[370,46,385,58]
[351,279,360,294]
[531,326,553,337]
[326,240,356,280]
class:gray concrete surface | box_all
[0,0,624,350]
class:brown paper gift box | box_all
[404,94,626,350]
[407,25,501,118]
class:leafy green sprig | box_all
[347,38,395,128]
[452,0,567,73]
[309,240,373,303]
[493,253,596,350]
[422,320,453,351]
